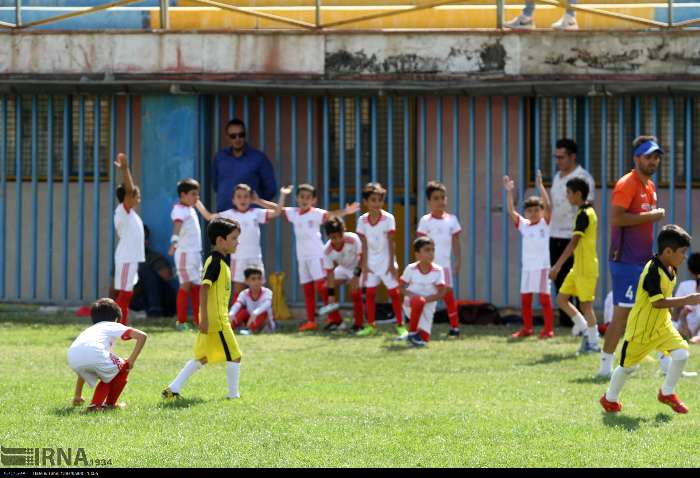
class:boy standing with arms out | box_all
[356,182,407,338]
[400,237,447,347]
[280,184,359,332]
[113,153,144,326]
[550,177,601,354]
[68,298,148,411]
[600,225,700,414]
[503,171,555,339]
[229,267,275,334]
[416,181,462,337]
[163,217,243,400]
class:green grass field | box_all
[2,304,700,468]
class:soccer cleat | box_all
[539,330,554,340]
[226,394,241,400]
[175,322,189,332]
[323,321,340,332]
[599,394,622,413]
[551,13,579,30]
[356,325,377,337]
[103,402,127,410]
[161,388,181,400]
[407,333,427,347]
[596,370,613,380]
[577,336,600,354]
[85,404,103,413]
[657,390,689,414]
[350,323,363,333]
[571,321,585,337]
[298,321,318,332]
[396,325,409,338]
[510,328,534,339]
[504,14,534,30]
[237,328,251,336]
[448,328,461,338]
[318,303,340,318]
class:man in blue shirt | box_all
[213,119,277,212]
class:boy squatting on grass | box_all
[68,298,148,411]
[162,217,243,400]
[229,266,275,334]
[600,225,700,414]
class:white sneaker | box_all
[571,321,585,337]
[504,14,534,30]
[551,13,578,30]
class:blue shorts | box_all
[609,261,645,308]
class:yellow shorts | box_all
[620,332,688,368]
[559,270,598,302]
[194,324,242,364]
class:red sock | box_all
[521,293,533,331]
[539,293,554,333]
[366,287,377,326]
[105,365,129,406]
[190,285,201,325]
[418,330,430,342]
[409,296,426,332]
[115,291,133,325]
[444,289,459,329]
[351,289,364,327]
[388,288,403,326]
[176,288,188,324]
[303,282,316,323]
[251,312,267,332]
[233,309,250,328]
[90,381,110,407]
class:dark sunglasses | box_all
[228,132,246,139]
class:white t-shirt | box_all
[550,165,596,239]
[68,321,132,362]
[356,210,396,272]
[230,287,273,318]
[323,232,362,270]
[219,208,268,260]
[114,203,145,264]
[171,203,202,253]
[400,262,446,297]
[284,207,329,260]
[518,217,551,271]
[416,212,462,267]
[675,279,700,335]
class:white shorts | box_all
[114,262,139,292]
[330,265,354,282]
[402,297,437,334]
[175,249,202,286]
[362,263,399,290]
[67,349,122,388]
[231,257,265,284]
[298,257,326,284]
[520,268,552,295]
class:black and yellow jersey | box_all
[201,251,232,333]
[571,203,598,277]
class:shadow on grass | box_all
[602,413,648,431]
[51,406,82,417]
[654,413,673,425]
[157,397,205,409]
[570,375,611,385]
[526,353,579,366]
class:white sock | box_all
[586,326,599,346]
[659,352,671,375]
[598,352,614,375]
[605,366,636,402]
[573,312,587,330]
[226,361,241,399]
[661,349,689,395]
[169,359,203,393]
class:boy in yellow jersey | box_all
[162,217,243,400]
[550,177,600,354]
[600,225,700,414]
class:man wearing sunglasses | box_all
[213,118,277,212]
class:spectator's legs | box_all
[549,238,577,326]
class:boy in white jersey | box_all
[400,237,447,347]
[356,182,407,338]
[503,171,555,339]
[321,217,364,331]
[112,153,145,326]
[280,184,359,332]
[169,178,205,331]
[195,183,282,303]
[68,298,147,411]
[230,267,275,334]
[417,180,462,337]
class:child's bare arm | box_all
[652,293,700,310]
[425,287,447,303]
[503,175,523,225]
[452,234,461,276]
[387,233,398,277]
[536,170,552,223]
[198,284,210,333]
[168,222,183,256]
[114,153,137,209]
[327,202,360,219]
[194,200,216,222]
[549,236,579,280]
[72,376,85,405]
[125,329,148,369]
[360,235,369,276]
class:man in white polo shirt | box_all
[549,139,596,327]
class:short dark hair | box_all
[556,138,578,155]
[323,216,345,236]
[177,178,200,196]
[523,196,544,210]
[91,298,122,324]
[207,217,240,245]
[244,267,263,280]
[688,252,700,276]
[632,135,658,151]
[297,184,316,198]
[116,184,139,204]
[226,118,246,132]
[566,177,590,201]
[362,182,386,201]
[414,236,435,253]
[426,180,447,199]
[657,224,692,254]
[233,183,252,196]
